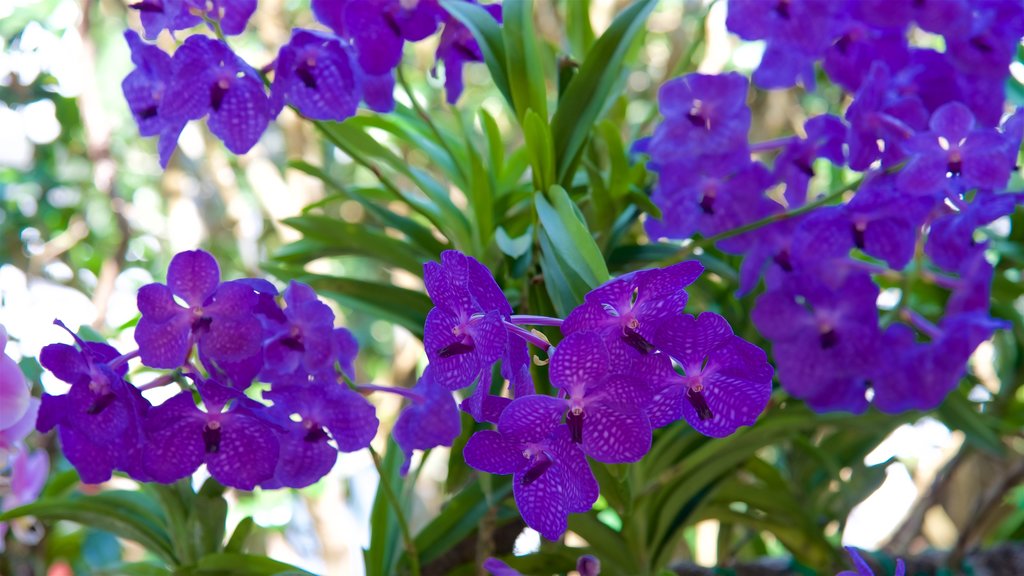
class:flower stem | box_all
[672,174,864,261]
[901,308,942,339]
[356,384,424,403]
[509,314,564,327]
[749,136,796,153]
[138,372,180,392]
[107,349,140,370]
[367,445,421,576]
[503,321,555,355]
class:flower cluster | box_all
[123,0,501,167]
[644,0,1024,413]
[1,326,48,552]
[35,250,377,490]
[395,251,773,540]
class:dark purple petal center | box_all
[86,393,117,416]
[567,409,584,444]
[203,422,222,453]
[210,79,230,112]
[819,328,839,349]
[622,322,656,354]
[522,451,553,486]
[686,387,714,421]
[295,57,318,89]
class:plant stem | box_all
[749,136,796,153]
[396,66,467,184]
[356,383,424,403]
[367,445,421,576]
[509,314,564,327]
[107,349,140,370]
[671,175,864,262]
[503,321,555,354]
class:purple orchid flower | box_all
[261,281,340,379]
[142,378,279,490]
[463,396,599,540]
[774,115,846,208]
[130,0,256,38]
[562,260,704,366]
[645,312,773,437]
[129,0,202,40]
[898,102,1017,198]
[434,1,502,103]
[270,29,362,122]
[121,31,187,168]
[649,72,752,171]
[36,323,150,483]
[518,331,654,463]
[423,251,530,394]
[393,368,461,474]
[158,35,272,159]
[344,0,442,76]
[135,250,264,379]
[0,325,31,430]
[261,372,378,488]
[0,448,50,552]
[845,61,928,171]
[839,547,905,576]
[726,0,846,89]
[752,272,881,413]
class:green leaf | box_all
[522,110,555,190]
[439,0,512,107]
[269,270,433,339]
[495,225,533,258]
[502,0,547,123]
[413,477,513,565]
[190,479,228,556]
[565,0,595,58]
[288,160,446,255]
[535,185,610,287]
[538,229,593,316]
[365,439,407,576]
[194,553,315,575]
[277,216,429,274]
[225,517,255,555]
[315,119,472,248]
[93,563,173,576]
[938,386,1006,455]
[551,0,656,185]
[0,494,176,565]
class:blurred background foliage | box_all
[1,0,1023,575]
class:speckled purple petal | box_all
[166,250,220,305]
[689,336,773,437]
[549,332,609,391]
[582,403,651,463]
[655,313,733,372]
[345,0,405,75]
[207,412,279,490]
[59,427,118,484]
[207,71,271,155]
[513,459,569,541]
[545,425,598,513]
[38,343,89,386]
[499,395,567,445]
[394,373,460,474]
[424,251,475,313]
[463,430,523,475]
[269,424,338,489]
[214,0,257,35]
[321,386,378,452]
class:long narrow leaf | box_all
[551,0,656,184]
